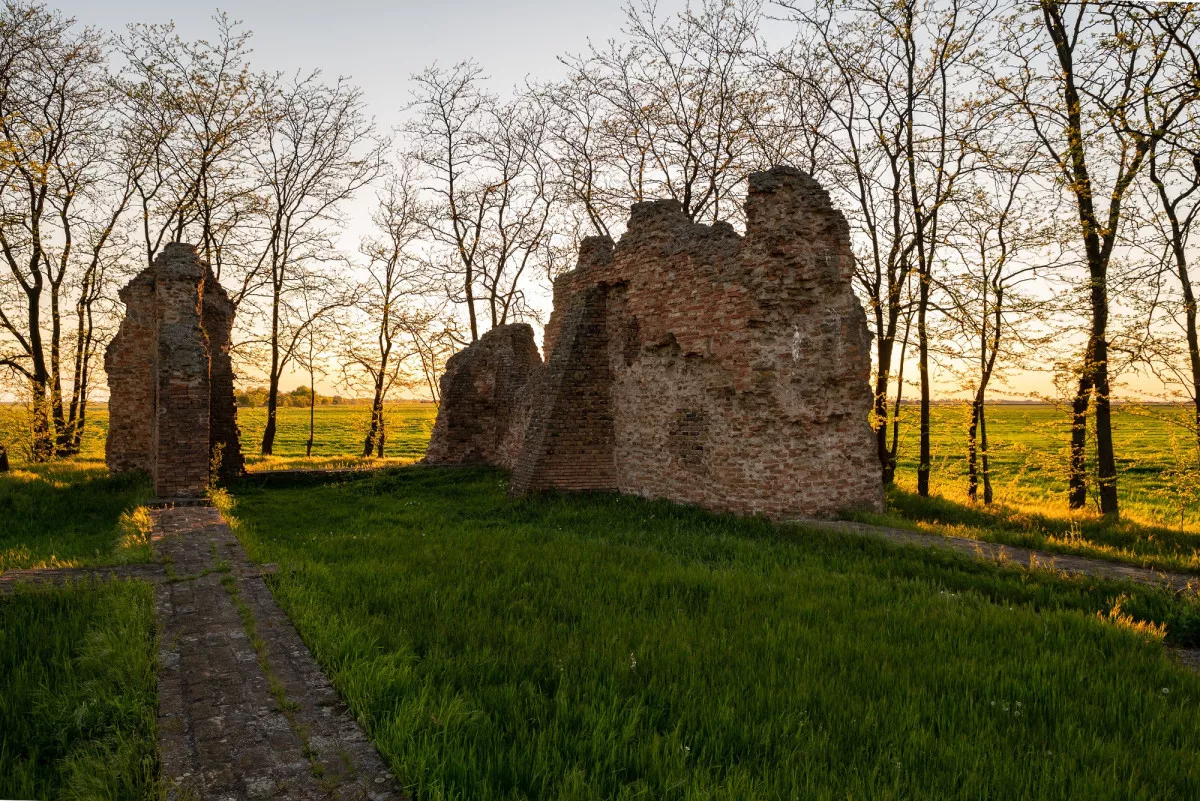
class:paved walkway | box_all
[153,505,404,800]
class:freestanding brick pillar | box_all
[105,243,245,498]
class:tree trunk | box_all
[980,404,993,504]
[49,282,66,451]
[306,394,315,457]
[887,323,911,478]
[362,379,385,458]
[261,370,280,457]
[1093,335,1119,517]
[1068,360,1094,510]
[916,266,931,498]
[29,375,53,462]
[0,444,9,472]
[875,313,902,484]
[1169,238,1200,453]
[967,399,980,502]
[1069,268,1118,517]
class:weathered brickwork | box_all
[509,286,616,493]
[202,277,245,481]
[517,167,882,517]
[424,323,543,470]
[105,243,245,497]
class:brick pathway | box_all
[152,505,404,800]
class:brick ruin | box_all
[105,243,244,498]
[426,167,883,518]
[424,323,542,470]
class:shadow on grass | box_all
[845,486,1200,574]
[0,461,153,571]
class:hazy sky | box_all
[55,0,681,126]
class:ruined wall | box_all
[202,273,245,481]
[104,268,156,475]
[424,323,543,470]
[511,167,883,518]
[509,287,616,493]
[105,243,245,497]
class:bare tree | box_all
[1140,120,1200,452]
[777,0,990,490]
[350,167,438,457]
[292,281,340,458]
[554,0,772,231]
[407,61,490,341]
[408,63,561,340]
[0,1,133,459]
[943,142,1060,502]
[993,0,1200,517]
[249,69,384,455]
[117,13,262,288]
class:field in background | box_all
[237,404,437,470]
[223,467,1200,800]
[891,404,1198,527]
[2,402,1198,571]
[0,402,438,471]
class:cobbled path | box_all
[153,505,404,800]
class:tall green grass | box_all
[0,462,152,571]
[226,467,1200,801]
[0,579,159,800]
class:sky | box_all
[44,1,1182,403]
[57,0,665,115]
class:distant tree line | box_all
[234,385,352,408]
[1,0,1197,514]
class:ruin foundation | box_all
[105,243,244,498]
[428,167,883,519]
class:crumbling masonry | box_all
[426,167,883,518]
[105,243,244,498]
[423,323,543,469]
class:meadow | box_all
[3,401,1195,572]
[3,401,1200,798]
[222,467,1200,800]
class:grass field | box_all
[0,463,153,571]
[0,402,439,470]
[889,404,1199,527]
[863,404,1200,573]
[2,402,1198,572]
[0,404,434,570]
[2,401,1199,798]
[0,579,159,801]
[224,467,1200,801]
